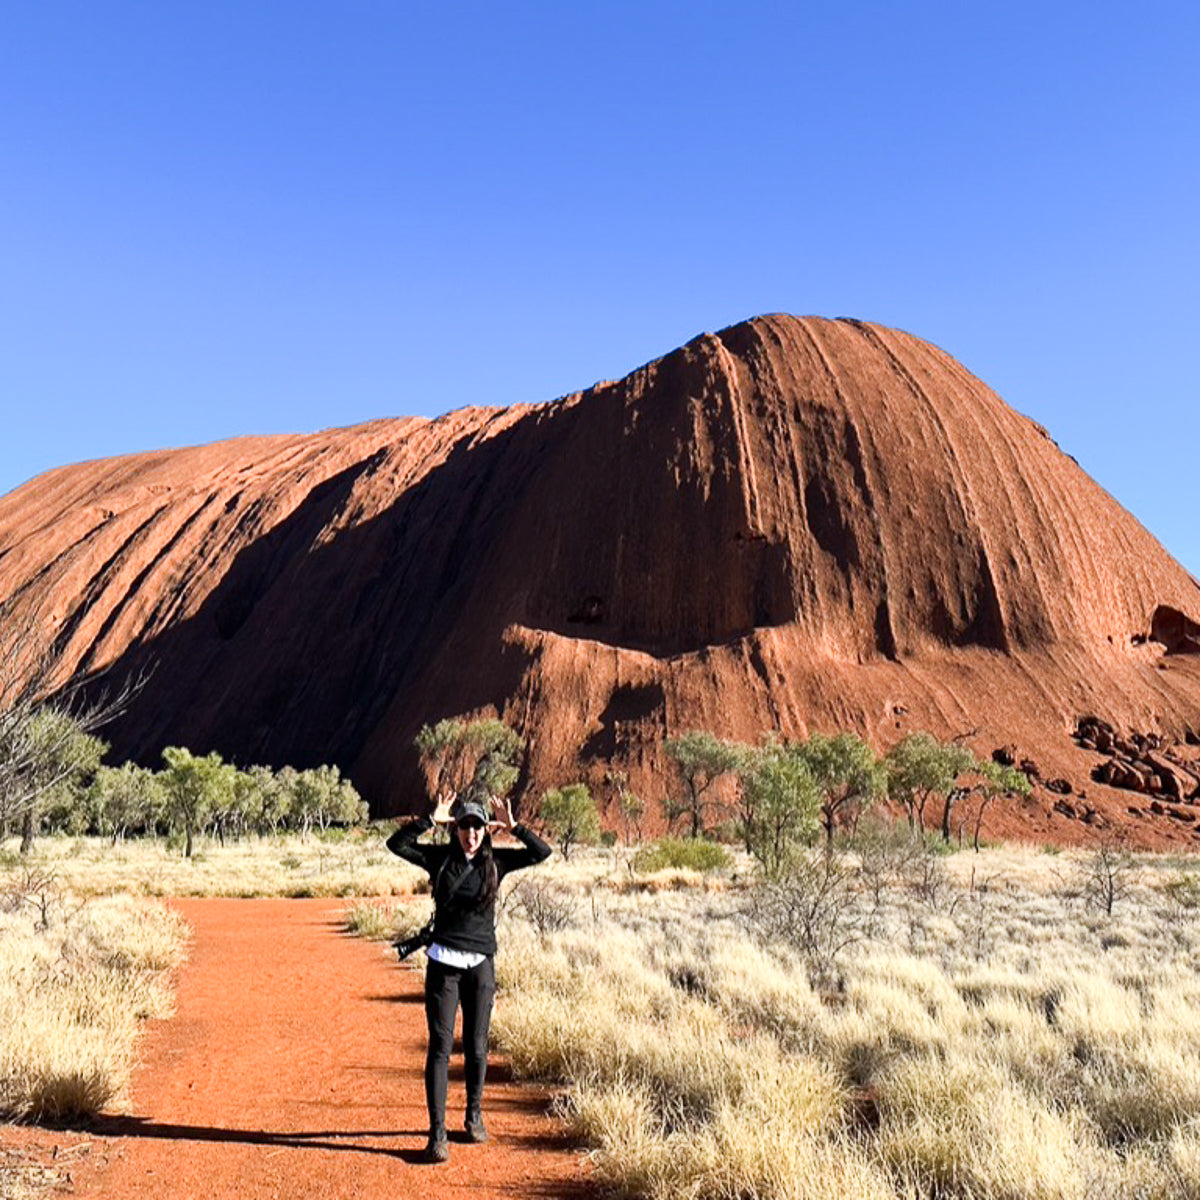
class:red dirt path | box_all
[62,898,595,1199]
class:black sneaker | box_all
[425,1133,449,1163]
[464,1112,488,1143]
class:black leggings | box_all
[423,956,496,1134]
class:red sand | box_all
[13,898,594,1199]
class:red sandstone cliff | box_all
[2,316,1198,844]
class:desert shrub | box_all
[633,837,730,874]
[1080,836,1137,915]
[342,899,405,940]
[744,849,877,984]
[508,877,579,937]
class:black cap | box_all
[452,797,489,827]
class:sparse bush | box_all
[508,877,578,936]
[1080,835,1137,916]
[633,837,730,874]
[744,849,875,983]
[853,817,928,909]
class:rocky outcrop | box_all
[1,315,1199,842]
[1075,716,1200,804]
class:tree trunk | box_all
[20,807,34,855]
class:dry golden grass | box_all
[0,828,426,898]
[0,890,187,1121]
[12,828,1200,1198]
[487,843,1200,1200]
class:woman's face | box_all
[456,818,485,858]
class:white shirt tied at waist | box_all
[426,941,487,969]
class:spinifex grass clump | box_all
[341,897,429,942]
[485,846,1200,1200]
[631,837,731,875]
[0,887,187,1120]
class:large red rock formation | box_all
[2,315,1198,844]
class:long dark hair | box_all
[449,830,500,909]
[473,834,500,908]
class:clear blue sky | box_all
[3,2,1197,575]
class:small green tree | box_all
[160,746,236,858]
[289,764,365,838]
[963,759,1031,850]
[738,739,821,878]
[884,733,974,837]
[539,783,599,860]
[618,787,646,844]
[89,763,164,844]
[414,718,467,798]
[264,765,298,834]
[414,717,522,806]
[468,719,522,799]
[796,732,884,851]
[663,731,744,838]
[9,709,106,853]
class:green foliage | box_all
[1160,871,1200,913]
[961,758,1032,849]
[663,731,745,838]
[795,732,885,848]
[9,708,107,850]
[737,738,820,879]
[160,747,237,858]
[632,836,731,874]
[975,759,1031,799]
[539,783,600,860]
[884,733,974,836]
[290,764,366,839]
[88,763,164,843]
[414,716,523,804]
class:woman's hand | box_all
[490,794,517,832]
[431,791,455,826]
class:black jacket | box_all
[386,817,551,955]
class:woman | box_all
[387,790,551,1163]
